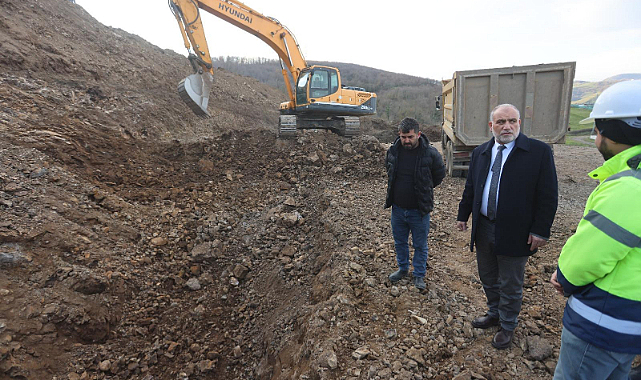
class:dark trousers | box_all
[475,215,528,331]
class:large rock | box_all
[189,241,221,262]
[232,264,249,280]
[184,278,201,291]
[526,335,553,361]
[352,346,370,360]
[318,349,338,369]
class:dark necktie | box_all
[487,145,505,220]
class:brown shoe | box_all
[471,314,499,329]
[491,328,514,350]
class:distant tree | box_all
[210,57,443,125]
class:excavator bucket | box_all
[177,72,213,117]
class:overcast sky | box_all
[75,0,640,82]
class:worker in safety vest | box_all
[551,80,641,380]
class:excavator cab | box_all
[295,66,340,107]
[309,70,329,98]
[309,68,339,98]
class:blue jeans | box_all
[553,327,636,380]
[391,205,430,278]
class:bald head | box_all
[490,104,520,123]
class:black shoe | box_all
[413,276,426,290]
[389,269,408,283]
[471,314,500,329]
[491,328,514,350]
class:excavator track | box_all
[277,116,362,138]
[278,115,297,138]
[343,117,361,137]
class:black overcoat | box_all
[457,133,558,256]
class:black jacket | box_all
[385,134,445,216]
[457,133,558,256]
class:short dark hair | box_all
[399,117,420,134]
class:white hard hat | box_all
[580,80,641,128]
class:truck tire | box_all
[446,140,454,176]
[446,140,464,178]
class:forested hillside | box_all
[214,57,641,122]
[212,57,443,126]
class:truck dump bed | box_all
[442,62,576,146]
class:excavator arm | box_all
[169,0,307,117]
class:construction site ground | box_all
[1,1,638,379]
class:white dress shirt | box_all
[480,140,515,217]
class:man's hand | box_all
[550,269,564,296]
[528,234,547,251]
[456,221,467,231]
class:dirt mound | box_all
[2,1,636,380]
[0,0,284,143]
[362,118,441,145]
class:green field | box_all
[564,107,595,146]
[569,107,592,132]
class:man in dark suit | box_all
[456,104,558,349]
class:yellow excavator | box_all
[169,0,377,137]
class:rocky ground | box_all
[1,1,638,379]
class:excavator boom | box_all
[170,0,306,116]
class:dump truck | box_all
[438,62,576,177]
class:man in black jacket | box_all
[385,117,445,290]
[456,104,558,349]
